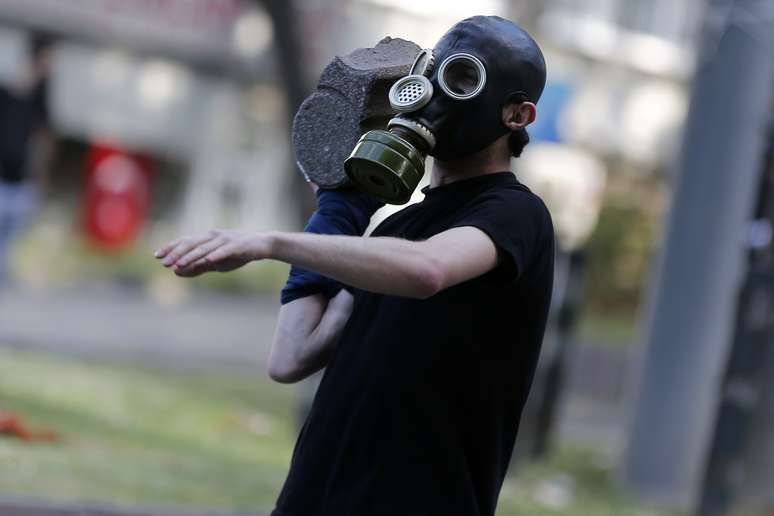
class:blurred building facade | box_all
[0,0,704,245]
[0,0,294,242]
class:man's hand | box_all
[154,229,274,277]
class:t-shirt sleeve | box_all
[448,188,551,283]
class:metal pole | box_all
[698,130,774,516]
[622,0,774,509]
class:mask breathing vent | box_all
[388,75,433,113]
[397,82,423,104]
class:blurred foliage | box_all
[576,310,641,346]
[585,203,657,314]
[0,348,676,515]
[579,176,665,342]
[13,210,289,295]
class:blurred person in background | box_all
[0,33,55,287]
[156,16,553,516]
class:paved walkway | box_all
[0,283,279,370]
[0,497,259,516]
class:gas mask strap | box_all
[410,49,435,77]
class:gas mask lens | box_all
[438,53,486,100]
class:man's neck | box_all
[429,137,512,188]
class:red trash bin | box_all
[83,144,154,250]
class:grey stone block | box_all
[292,37,420,188]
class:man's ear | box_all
[502,102,537,131]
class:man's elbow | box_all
[266,356,307,384]
[410,262,445,300]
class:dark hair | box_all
[509,128,530,158]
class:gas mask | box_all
[344,16,547,204]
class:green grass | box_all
[0,349,297,512]
[498,448,676,516]
[0,348,669,515]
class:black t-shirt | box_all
[0,82,49,183]
[272,171,555,516]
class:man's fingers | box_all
[161,232,217,267]
[206,243,237,265]
[154,238,182,259]
[176,238,225,268]
[174,257,213,277]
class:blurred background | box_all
[0,0,772,515]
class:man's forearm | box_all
[269,290,353,383]
[269,232,442,299]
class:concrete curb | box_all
[0,497,262,516]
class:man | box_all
[0,33,55,286]
[156,15,554,516]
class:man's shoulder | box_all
[369,202,423,237]
[469,179,552,223]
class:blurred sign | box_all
[561,73,687,166]
[529,80,574,143]
[0,0,271,75]
[83,144,154,250]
